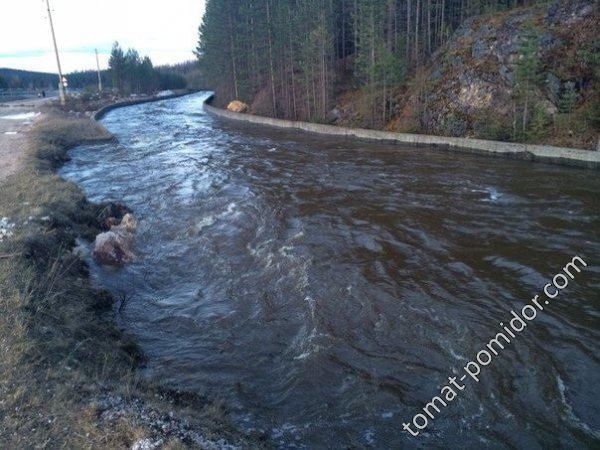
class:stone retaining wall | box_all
[93,90,197,121]
[203,95,599,170]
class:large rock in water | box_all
[120,213,137,232]
[226,100,249,113]
[92,214,137,266]
[92,230,135,266]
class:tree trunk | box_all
[228,13,239,100]
[415,0,420,63]
[320,7,327,116]
[288,5,298,119]
[370,6,376,127]
[427,0,432,54]
[406,0,412,64]
[266,0,277,116]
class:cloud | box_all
[0,0,205,73]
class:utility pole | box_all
[95,49,103,92]
[45,0,65,105]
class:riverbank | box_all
[0,104,263,448]
[200,1,598,153]
[204,96,600,170]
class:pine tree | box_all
[197,0,543,125]
[513,21,541,136]
[109,42,126,95]
[559,81,577,115]
[109,41,170,95]
[527,104,549,141]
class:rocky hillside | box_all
[335,0,599,149]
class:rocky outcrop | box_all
[120,213,137,232]
[328,0,597,149]
[398,0,598,147]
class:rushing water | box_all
[60,93,600,448]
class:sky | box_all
[0,0,206,74]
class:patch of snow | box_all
[0,112,40,120]
[0,217,15,242]
[131,438,163,450]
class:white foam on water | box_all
[224,202,237,215]
[557,376,600,439]
[196,215,216,230]
[293,351,312,360]
[193,203,238,233]
[271,422,301,441]
[362,428,376,445]
[290,230,305,240]
[487,187,502,201]
[279,245,294,257]
[3,131,17,135]
[448,346,468,362]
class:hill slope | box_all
[198,0,598,150]
[0,68,57,89]
[335,0,598,149]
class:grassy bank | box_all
[0,111,263,448]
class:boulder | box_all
[545,72,561,104]
[499,65,513,85]
[226,100,249,113]
[97,202,130,224]
[120,213,137,232]
[104,217,120,229]
[539,98,558,117]
[327,108,341,123]
[92,229,134,266]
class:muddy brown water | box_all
[60,92,600,448]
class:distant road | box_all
[0,95,55,181]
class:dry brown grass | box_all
[0,115,140,448]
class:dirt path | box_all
[0,97,54,181]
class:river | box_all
[60,92,600,448]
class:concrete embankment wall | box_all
[92,90,197,121]
[203,96,599,170]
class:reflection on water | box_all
[60,92,600,448]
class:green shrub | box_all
[526,104,551,141]
[559,82,578,114]
[473,111,512,141]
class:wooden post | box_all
[45,0,65,105]
[95,49,103,92]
